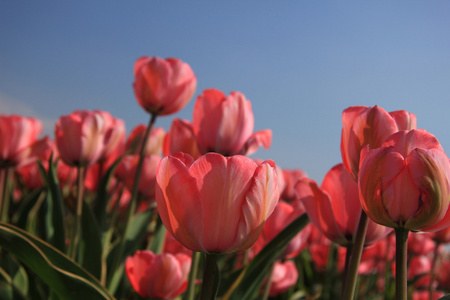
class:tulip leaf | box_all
[93,158,122,234]
[221,213,309,300]
[80,202,103,280]
[0,254,29,300]
[0,222,115,300]
[148,215,166,254]
[42,157,66,252]
[438,296,450,300]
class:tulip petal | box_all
[155,156,204,251]
[190,154,257,253]
[296,178,349,245]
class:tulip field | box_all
[1,55,450,300]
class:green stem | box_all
[0,168,11,222]
[107,112,157,291]
[200,253,220,300]
[69,165,85,260]
[429,242,440,300]
[342,211,369,300]
[395,227,408,300]
[261,262,275,300]
[183,252,201,300]
[341,244,353,298]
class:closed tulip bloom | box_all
[359,129,450,231]
[0,115,49,168]
[125,250,191,300]
[96,111,125,161]
[296,163,391,247]
[55,110,111,167]
[268,260,299,297]
[192,89,272,156]
[163,118,201,159]
[156,152,279,254]
[133,56,197,116]
[341,105,416,179]
[116,154,161,200]
[125,125,165,156]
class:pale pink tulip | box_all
[55,110,111,167]
[341,105,416,179]
[359,129,450,231]
[133,56,197,116]
[156,152,279,254]
[192,89,271,156]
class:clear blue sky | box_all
[1,2,450,182]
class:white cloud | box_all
[0,92,56,137]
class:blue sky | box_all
[1,2,450,182]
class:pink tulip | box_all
[250,200,310,260]
[116,154,161,200]
[280,168,308,201]
[125,125,165,156]
[133,56,197,116]
[341,105,416,179]
[0,115,49,168]
[55,110,114,167]
[296,163,391,247]
[267,260,298,297]
[125,250,191,300]
[156,152,279,254]
[359,129,450,231]
[163,118,201,159]
[192,89,272,156]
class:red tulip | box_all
[125,250,191,300]
[0,115,49,168]
[155,152,279,254]
[133,56,197,116]
[341,105,416,179]
[55,110,116,167]
[359,129,450,231]
[192,89,271,156]
[267,260,298,297]
[296,163,391,247]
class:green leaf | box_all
[222,213,310,300]
[79,203,103,280]
[0,222,115,300]
[148,215,166,254]
[92,158,122,234]
[0,254,29,300]
[41,157,66,252]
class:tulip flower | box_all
[155,152,279,254]
[192,89,272,156]
[116,154,161,201]
[125,125,165,156]
[163,118,201,159]
[358,129,450,232]
[296,163,391,247]
[267,260,298,297]
[133,56,197,116]
[250,200,310,260]
[341,105,416,179]
[125,250,191,300]
[55,110,114,167]
[280,168,308,201]
[0,115,49,169]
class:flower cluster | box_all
[0,56,449,300]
